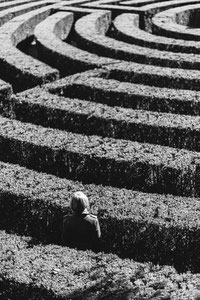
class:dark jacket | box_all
[62,213,101,251]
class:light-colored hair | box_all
[70,191,89,214]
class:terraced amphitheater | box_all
[3,0,200,298]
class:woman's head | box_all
[70,191,89,214]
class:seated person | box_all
[62,191,101,251]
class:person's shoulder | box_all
[89,213,98,219]
[85,214,98,223]
[63,214,73,222]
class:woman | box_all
[62,191,101,251]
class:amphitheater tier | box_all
[2,0,200,298]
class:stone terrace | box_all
[2,0,200,299]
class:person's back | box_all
[62,191,101,251]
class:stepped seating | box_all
[1,0,200,297]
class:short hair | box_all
[70,191,89,214]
